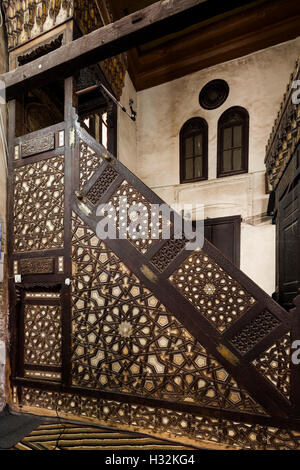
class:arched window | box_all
[180,118,208,183]
[217,106,249,178]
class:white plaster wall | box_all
[131,38,300,295]
[241,223,276,296]
[118,72,138,173]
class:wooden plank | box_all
[2,0,251,99]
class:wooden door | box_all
[279,182,300,309]
[204,215,241,267]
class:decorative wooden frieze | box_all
[2,0,72,49]
[17,34,64,66]
[21,134,55,158]
[265,58,300,191]
[19,258,55,275]
[19,387,300,450]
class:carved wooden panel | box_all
[79,141,103,189]
[21,134,55,158]
[24,303,62,367]
[13,155,64,252]
[252,333,291,400]
[86,165,119,205]
[19,258,55,275]
[228,310,281,355]
[150,238,187,272]
[169,252,256,332]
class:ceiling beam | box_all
[2,0,254,99]
[127,0,300,91]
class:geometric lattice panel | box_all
[86,165,119,205]
[169,252,256,332]
[79,141,103,189]
[252,333,291,400]
[13,156,64,253]
[71,213,266,415]
[150,237,187,272]
[24,304,62,367]
[229,310,281,355]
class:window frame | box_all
[180,117,208,184]
[217,106,249,178]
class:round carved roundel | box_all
[199,79,229,110]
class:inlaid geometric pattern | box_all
[150,238,187,272]
[105,180,167,254]
[79,141,103,189]
[71,213,265,415]
[252,333,291,400]
[86,165,119,205]
[13,156,64,253]
[24,304,62,367]
[169,252,256,332]
[21,388,300,450]
[229,310,281,355]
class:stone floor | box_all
[0,406,43,450]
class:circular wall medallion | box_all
[199,79,229,110]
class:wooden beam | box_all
[2,0,253,99]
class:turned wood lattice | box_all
[7,92,300,449]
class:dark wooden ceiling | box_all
[109,0,300,91]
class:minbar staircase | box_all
[8,114,300,450]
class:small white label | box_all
[58,130,65,147]
[14,274,21,283]
[14,145,19,160]
[0,340,5,366]
[65,278,71,286]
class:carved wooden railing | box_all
[7,106,300,449]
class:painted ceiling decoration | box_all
[2,0,127,99]
[2,0,73,48]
